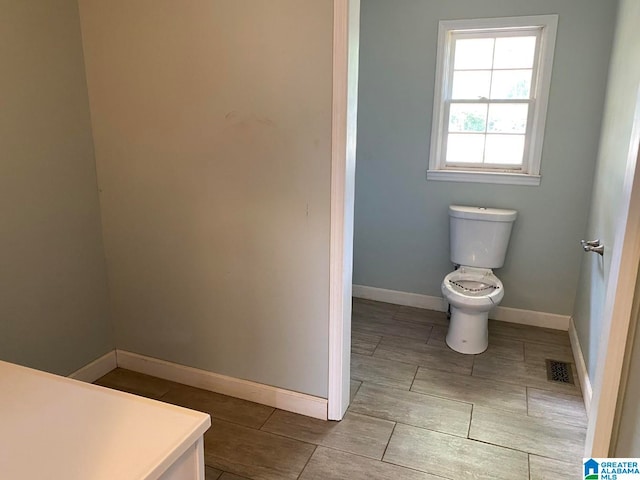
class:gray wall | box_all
[0,0,113,374]
[354,0,617,317]
[78,0,333,398]
[573,0,640,394]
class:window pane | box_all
[488,104,528,133]
[454,38,495,70]
[493,36,537,69]
[490,70,532,99]
[485,134,525,165]
[451,71,491,99]
[449,104,488,133]
[446,134,485,164]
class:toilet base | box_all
[445,306,489,354]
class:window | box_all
[427,15,558,186]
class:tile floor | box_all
[94,298,587,480]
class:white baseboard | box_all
[490,305,570,330]
[353,284,447,312]
[116,350,328,420]
[569,317,592,414]
[68,350,117,383]
[352,284,570,331]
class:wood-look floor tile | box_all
[351,353,417,390]
[393,305,449,326]
[411,367,527,414]
[160,384,274,429]
[261,410,394,459]
[205,466,223,480]
[352,298,399,319]
[299,446,442,480]
[352,331,382,355]
[524,342,575,365]
[469,406,586,461]
[428,325,525,361]
[529,455,581,480]
[527,388,587,427]
[204,420,315,480]
[219,473,251,480]
[94,368,177,399]
[374,335,473,375]
[350,379,362,402]
[352,316,432,340]
[489,320,570,346]
[477,336,525,361]
[426,325,449,347]
[383,423,529,480]
[472,354,582,396]
[349,384,471,437]
[378,332,430,347]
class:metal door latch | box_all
[581,239,604,256]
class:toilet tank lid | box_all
[449,205,518,222]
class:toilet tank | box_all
[449,205,518,269]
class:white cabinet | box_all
[0,361,211,480]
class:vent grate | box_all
[545,359,575,385]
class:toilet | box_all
[442,205,517,354]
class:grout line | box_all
[424,325,434,345]
[359,351,446,372]
[319,444,451,479]
[223,417,319,447]
[409,366,419,391]
[371,334,383,355]
[380,422,397,461]
[529,452,582,463]
[382,417,574,461]
[295,445,318,480]
[350,380,362,401]
[424,325,435,347]
[314,443,389,461]
[347,411,473,440]
[467,404,473,439]
[204,414,290,434]
[466,436,539,457]
[527,453,532,480]
[259,408,278,430]
[364,380,474,408]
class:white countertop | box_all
[0,361,211,480]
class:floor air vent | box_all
[545,359,575,385]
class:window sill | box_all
[427,169,541,186]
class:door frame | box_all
[329,0,640,446]
[328,1,640,450]
[328,0,360,420]
[585,87,640,455]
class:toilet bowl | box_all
[442,267,504,354]
[442,205,517,355]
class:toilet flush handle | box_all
[581,239,604,256]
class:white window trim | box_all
[427,15,558,186]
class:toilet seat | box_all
[442,266,504,308]
[442,266,504,354]
[449,278,497,296]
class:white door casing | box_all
[328,0,360,421]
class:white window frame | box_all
[427,15,558,186]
